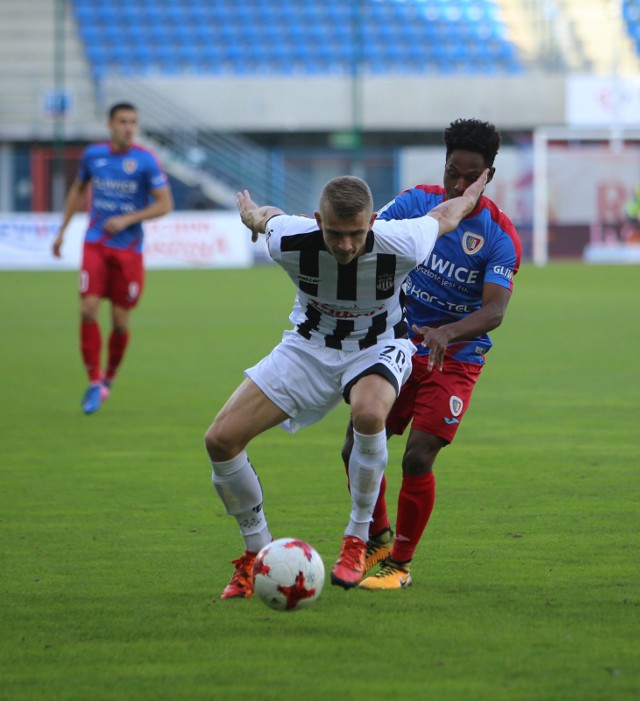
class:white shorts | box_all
[245,330,415,434]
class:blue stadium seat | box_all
[120,24,147,46]
[162,4,186,24]
[91,5,120,24]
[73,4,94,24]
[146,21,173,45]
[78,22,100,44]
[71,0,522,78]
[84,42,109,64]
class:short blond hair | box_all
[319,176,373,219]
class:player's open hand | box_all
[103,215,131,235]
[412,323,452,371]
[463,168,489,205]
[237,190,261,242]
[51,232,64,258]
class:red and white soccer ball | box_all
[253,538,325,612]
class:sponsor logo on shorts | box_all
[79,270,89,293]
[128,282,140,300]
[444,417,460,425]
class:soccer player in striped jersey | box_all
[52,102,173,415]
[206,170,489,598]
[342,118,522,590]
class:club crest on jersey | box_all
[123,159,138,174]
[462,232,484,255]
[449,395,463,417]
[377,272,394,292]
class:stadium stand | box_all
[70,0,523,80]
[2,0,638,215]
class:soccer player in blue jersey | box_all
[207,171,489,599]
[52,102,173,415]
[342,118,522,589]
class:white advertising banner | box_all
[566,76,640,127]
[0,212,255,270]
[143,212,252,268]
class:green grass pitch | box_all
[1,263,638,700]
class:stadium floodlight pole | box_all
[532,127,549,267]
[52,0,66,212]
[609,0,624,153]
[350,0,365,179]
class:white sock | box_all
[345,429,387,542]
[211,451,272,552]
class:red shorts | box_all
[80,242,144,309]
[386,354,483,443]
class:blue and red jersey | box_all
[78,143,168,253]
[378,185,521,364]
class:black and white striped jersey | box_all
[265,214,439,351]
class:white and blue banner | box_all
[0,212,263,270]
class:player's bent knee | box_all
[204,422,246,462]
[401,457,434,477]
[81,311,99,323]
[204,424,228,460]
[351,408,386,435]
[402,440,443,476]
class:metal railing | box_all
[101,76,315,213]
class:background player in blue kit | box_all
[52,102,173,415]
[341,118,522,589]
[206,172,488,599]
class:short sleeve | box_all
[77,149,91,183]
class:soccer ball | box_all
[253,538,325,612]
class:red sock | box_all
[343,462,390,537]
[106,330,130,382]
[80,321,102,383]
[391,472,436,563]
[370,474,391,535]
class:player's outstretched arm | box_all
[427,168,489,237]
[237,190,285,242]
